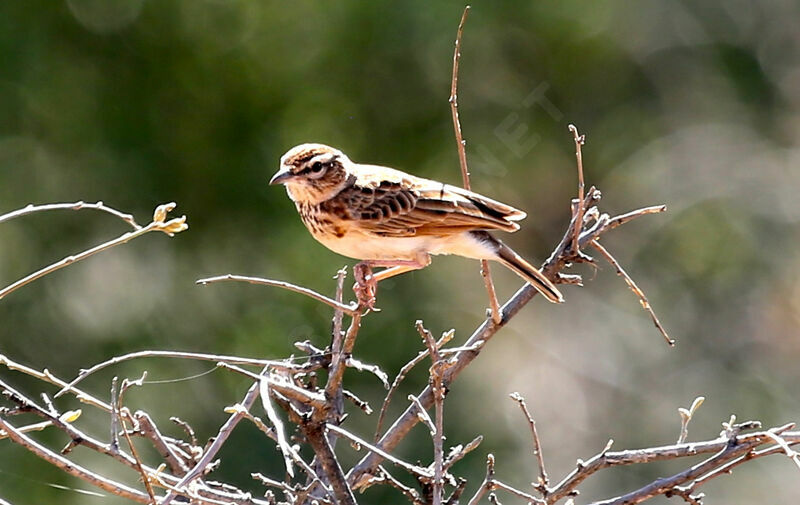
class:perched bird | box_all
[270,143,563,303]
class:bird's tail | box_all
[476,232,564,303]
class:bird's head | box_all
[271,144,352,204]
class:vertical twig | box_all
[448,5,502,324]
[568,124,586,256]
[450,6,471,189]
[332,267,348,350]
[110,377,120,453]
[118,377,158,504]
[375,330,454,442]
[467,454,496,505]
[321,311,362,423]
[509,393,549,495]
[416,321,445,505]
[326,266,349,436]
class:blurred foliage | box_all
[1,1,799,503]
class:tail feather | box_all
[477,232,564,303]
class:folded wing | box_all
[329,164,527,237]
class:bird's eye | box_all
[311,162,323,172]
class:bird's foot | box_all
[353,262,378,311]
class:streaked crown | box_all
[271,144,353,204]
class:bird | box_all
[269,143,564,304]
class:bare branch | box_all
[447,5,501,324]
[568,124,586,257]
[197,274,358,316]
[376,466,425,505]
[0,203,187,301]
[467,454,496,505]
[0,200,140,228]
[509,392,549,494]
[55,349,278,398]
[0,416,152,503]
[0,354,112,411]
[549,429,800,504]
[605,205,667,231]
[417,320,446,505]
[320,311,362,422]
[134,411,191,476]
[117,378,158,505]
[260,376,296,478]
[443,436,483,472]
[327,423,432,479]
[591,239,674,346]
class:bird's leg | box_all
[353,255,431,309]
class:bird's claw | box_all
[353,262,378,310]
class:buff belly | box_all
[310,228,496,262]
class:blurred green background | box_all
[1,1,799,503]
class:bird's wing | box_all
[327,164,526,237]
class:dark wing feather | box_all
[328,164,526,237]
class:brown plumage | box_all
[270,143,563,303]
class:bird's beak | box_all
[269,168,295,185]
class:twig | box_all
[375,330,454,441]
[327,423,432,479]
[332,266,348,356]
[491,480,545,504]
[218,363,325,408]
[0,200,140,228]
[416,321,446,505]
[445,478,468,505]
[547,429,800,504]
[345,356,389,389]
[54,350,279,398]
[376,466,425,505]
[1,379,271,504]
[467,454,496,505]
[0,355,112,411]
[1,378,154,472]
[449,5,471,190]
[0,202,187,300]
[343,389,372,415]
[590,239,674,346]
[408,394,436,436]
[509,392,549,493]
[568,125,586,256]
[0,417,152,503]
[447,5,502,324]
[606,205,667,231]
[259,375,295,478]
[319,311,362,422]
[443,436,483,472]
[170,416,199,448]
[196,274,358,316]
[252,473,297,502]
[110,378,121,453]
[117,377,158,505]
[134,411,191,476]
